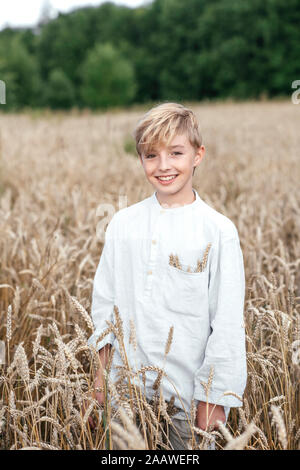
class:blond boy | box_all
[85,102,247,450]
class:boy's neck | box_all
[155,187,196,209]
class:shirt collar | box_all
[149,188,202,212]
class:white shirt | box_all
[87,188,247,421]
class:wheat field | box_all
[0,100,299,450]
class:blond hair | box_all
[132,102,203,175]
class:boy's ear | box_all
[195,145,205,165]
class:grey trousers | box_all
[166,406,230,450]
[167,417,216,450]
[110,407,230,450]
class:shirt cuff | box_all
[87,331,114,352]
[193,386,243,407]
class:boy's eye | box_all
[145,152,182,159]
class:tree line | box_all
[0,0,299,110]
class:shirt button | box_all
[148,270,152,275]
[152,240,156,244]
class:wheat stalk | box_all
[224,422,257,450]
[6,304,12,342]
[271,404,288,449]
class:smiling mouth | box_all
[155,175,178,181]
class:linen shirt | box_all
[87,188,247,421]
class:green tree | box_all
[35,4,138,102]
[79,42,137,109]
[193,0,272,99]
[43,68,75,109]
[0,34,42,109]
[36,9,93,85]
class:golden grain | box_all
[224,422,257,450]
[271,404,288,449]
[6,304,12,342]
[0,101,299,449]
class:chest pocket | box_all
[162,244,211,317]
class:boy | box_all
[86,102,247,450]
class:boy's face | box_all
[139,133,205,203]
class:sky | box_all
[0,0,151,31]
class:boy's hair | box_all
[132,102,203,176]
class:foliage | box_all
[0,0,299,109]
[0,34,42,110]
[79,42,137,109]
[43,68,75,109]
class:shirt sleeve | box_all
[87,215,117,352]
[193,236,247,407]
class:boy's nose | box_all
[158,154,172,171]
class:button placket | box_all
[144,212,163,297]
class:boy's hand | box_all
[81,381,105,430]
[196,401,225,431]
[82,345,111,429]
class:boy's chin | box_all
[153,184,179,193]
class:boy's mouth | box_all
[155,174,178,185]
